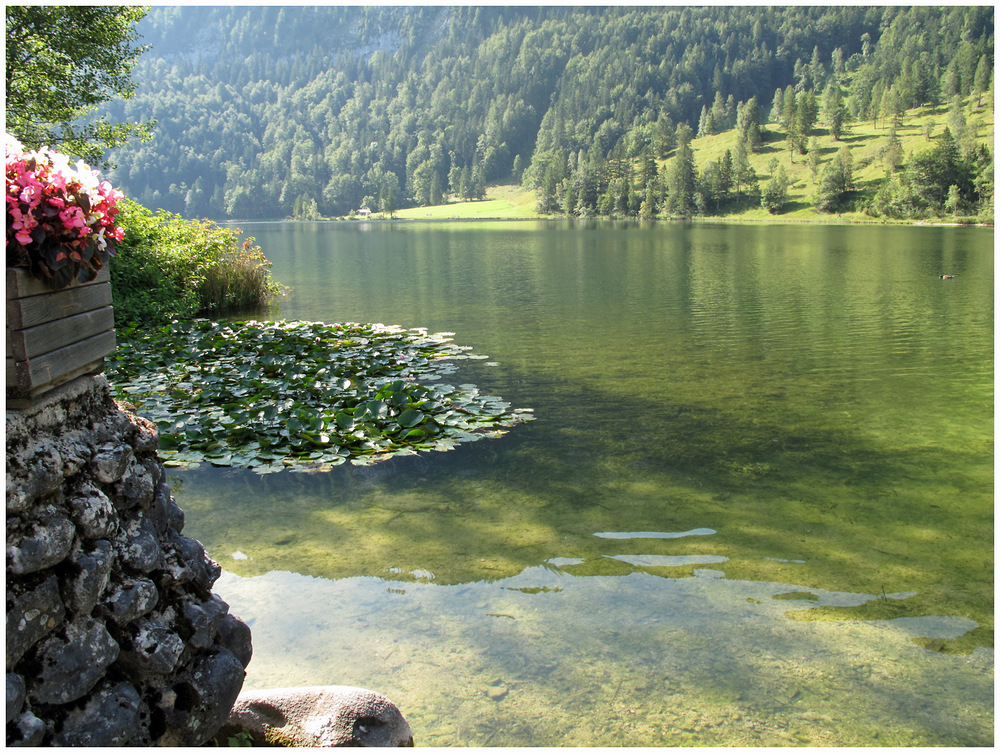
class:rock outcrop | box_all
[219,686,414,747]
[6,375,251,746]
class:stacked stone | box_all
[6,376,252,746]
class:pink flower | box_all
[6,134,124,257]
[59,206,86,229]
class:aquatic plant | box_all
[107,319,534,473]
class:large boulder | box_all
[219,686,414,747]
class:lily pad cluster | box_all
[106,319,534,473]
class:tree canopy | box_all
[5,5,153,163]
[93,6,992,220]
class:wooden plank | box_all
[7,358,108,405]
[7,306,115,360]
[10,330,116,394]
[6,266,110,299]
[6,281,113,330]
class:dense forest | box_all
[99,5,994,221]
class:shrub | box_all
[111,199,283,326]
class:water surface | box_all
[177,221,993,746]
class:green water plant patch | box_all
[107,319,534,473]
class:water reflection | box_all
[594,528,716,539]
[214,558,990,747]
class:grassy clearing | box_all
[392,184,541,220]
[687,94,994,222]
[375,96,992,225]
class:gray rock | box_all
[147,480,174,534]
[217,613,253,669]
[222,686,414,747]
[93,442,133,485]
[67,483,116,539]
[6,376,253,747]
[51,680,141,746]
[182,595,229,649]
[8,709,45,746]
[6,673,25,723]
[108,403,161,453]
[159,647,246,746]
[162,532,221,592]
[62,539,114,616]
[6,576,64,668]
[116,620,184,676]
[6,448,64,513]
[6,516,76,574]
[7,576,65,670]
[119,516,163,572]
[168,498,185,533]
[115,457,154,510]
[104,577,158,625]
[30,617,119,705]
[58,433,92,478]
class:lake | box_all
[175,220,993,746]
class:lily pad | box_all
[107,318,534,473]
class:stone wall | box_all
[6,375,252,746]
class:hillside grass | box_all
[392,184,541,220]
[685,94,994,223]
[379,95,992,224]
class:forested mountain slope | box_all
[99,6,993,220]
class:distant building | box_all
[357,207,371,217]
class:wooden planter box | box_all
[6,267,116,401]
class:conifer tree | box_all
[973,55,991,107]
[666,123,697,216]
[822,81,847,140]
[770,88,784,124]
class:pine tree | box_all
[736,96,762,152]
[972,55,991,107]
[794,89,818,153]
[814,151,850,212]
[666,123,697,216]
[770,88,784,124]
[822,81,847,140]
[807,138,821,184]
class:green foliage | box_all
[5,5,154,165]
[227,730,254,747]
[813,146,854,213]
[107,319,535,474]
[94,6,992,220]
[110,199,282,326]
[865,126,988,220]
[760,164,790,214]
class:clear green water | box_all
[175,220,993,746]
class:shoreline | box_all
[224,214,994,229]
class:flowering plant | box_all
[6,133,125,288]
